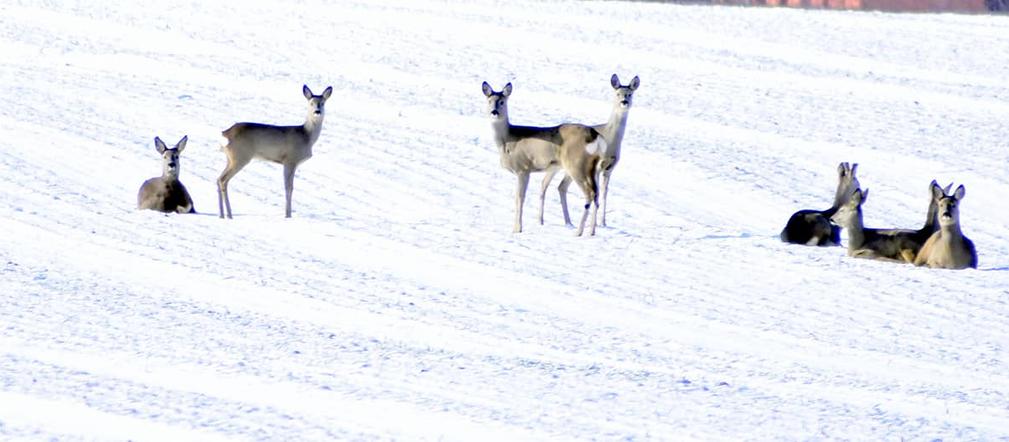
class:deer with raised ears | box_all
[217,85,332,219]
[913,184,977,269]
[482,81,605,236]
[830,188,927,263]
[780,162,860,246]
[875,180,951,262]
[538,74,640,227]
[137,136,195,214]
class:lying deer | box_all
[913,184,977,269]
[780,162,860,246]
[217,85,332,218]
[482,81,605,236]
[538,74,639,227]
[831,188,932,263]
[137,136,195,214]
[873,180,950,262]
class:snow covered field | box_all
[2,0,1009,439]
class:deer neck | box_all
[597,107,630,152]
[830,183,850,209]
[303,111,325,146]
[939,221,963,240]
[921,200,939,233]
[844,210,867,252]
[490,117,512,152]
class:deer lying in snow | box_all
[780,162,860,246]
[871,180,950,262]
[913,184,977,269]
[538,74,639,228]
[482,81,605,236]
[217,85,332,219]
[137,136,195,214]
[831,187,945,263]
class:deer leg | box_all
[558,175,573,227]
[217,156,249,219]
[538,167,560,225]
[599,168,612,227]
[899,249,916,264]
[514,172,530,233]
[574,175,598,237]
[588,176,599,237]
[283,163,297,218]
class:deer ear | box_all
[321,86,333,100]
[175,135,188,153]
[852,188,867,205]
[850,163,858,176]
[931,182,945,200]
[482,81,493,97]
[838,162,847,176]
[629,75,640,91]
[954,184,965,200]
[303,85,313,99]
[154,137,167,154]
[502,83,512,97]
[611,74,620,89]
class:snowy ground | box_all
[2,0,1009,439]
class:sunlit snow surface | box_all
[2,0,1009,439]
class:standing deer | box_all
[482,81,605,236]
[538,74,639,227]
[913,184,977,269]
[137,136,195,214]
[830,188,926,263]
[780,162,860,246]
[217,85,332,218]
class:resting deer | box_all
[830,188,928,263]
[482,81,605,236]
[913,184,977,269]
[873,180,951,262]
[137,136,195,214]
[780,162,860,246]
[217,85,332,218]
[538,74,639,227]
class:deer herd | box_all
[135,76,977,270]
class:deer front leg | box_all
[538,167,560,225]
[899,249,916,264]
[514,171,530,233]
[283,163,297,218]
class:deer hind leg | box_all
[514,171,530,233]
[557,175,573,227]
[217,151,251,219]
[556,174,573,226]
[283,163,297,218]
[599,167,612,227]
[572,171,599,237]
[538,167,560,225]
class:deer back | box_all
[223,123,314,165]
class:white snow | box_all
[2,0,1009,439]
